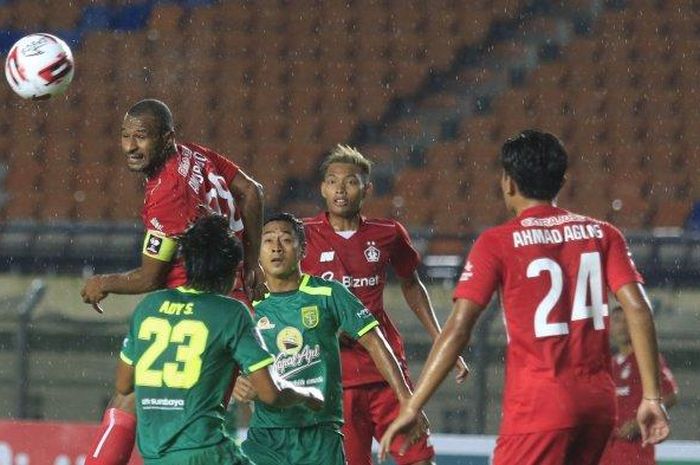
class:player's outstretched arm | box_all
[81,255,170,312]
[379,298,482,460]
[400,271,469,383]
[230,169,266,301]
[247,367,324,411]
[615,282,670,445]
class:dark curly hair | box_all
[179,214,243,294]
[500,129,568,201]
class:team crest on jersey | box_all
[320,251,335,262]
[276,327,303,355]
[301,306,320,328]
[145,234,163,255]
[364,241,380,263]
[257,317,275,330]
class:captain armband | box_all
[142,230,178,262]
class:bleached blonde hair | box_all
[321,144,373,180]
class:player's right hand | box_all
[244,263,268,301]
[233,376,258,403]
[378,405,420,461]
[637,398,670,446]
[81,276,107,313]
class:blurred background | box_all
[0,0,698,459]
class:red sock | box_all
[84,408,136,465]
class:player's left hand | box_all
[454,356,470,384]
[637,398,670,446]
[81,276,107,313]
[378,405,420,461]
[244,263,267,301]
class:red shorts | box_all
[493,424,613,465]
[342,382,434,465]
[599,437,655,465]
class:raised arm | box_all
[615,282,670,446]
[400,271,469,383]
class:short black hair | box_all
[180,214,242,294]
[500,129,568,201]
[127,99,174,134]
[264,212,306,251]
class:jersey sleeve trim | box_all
[247,356,275,373]
[142,230,178,262]
[119,352,133,366]
[356,320,380,338]
[299,274,332,296]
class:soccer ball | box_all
[5,33,74,100]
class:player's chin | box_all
[126,161,146,172]
[332,205,360,218]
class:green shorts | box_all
[242,424,346,465]
[143,439,253,465]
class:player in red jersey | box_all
[600,306,678,465]
[380,130,670,465]
[80,99,265,465]
[301,145,468,465]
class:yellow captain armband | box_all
[142,230,178,262]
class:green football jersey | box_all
[120,287,274,460]
[250,274,378,428]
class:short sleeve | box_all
[390,221,420,278]
[143,177,191,237]
[228,310,274,375]
[452,233,501,307]
[604,224,644,293]
[659,355,679,395]
[201,145,240,186]
[330,282,379,339]
[120,312,137,366]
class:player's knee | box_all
[108,392,136,413]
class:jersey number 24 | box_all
[527,251,608,338]
[135,317,209,389]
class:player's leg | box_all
[341,386,375,465]
[493,429,574,465]
[370,383,435,465]
[241,427,293,465]
[84,392,137,465]
[566,423,616,465]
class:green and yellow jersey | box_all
[250,274,378,428]
[120,287,273,460]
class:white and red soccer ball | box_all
[4,33,74,100]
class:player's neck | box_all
[266,270,302,293]
[327,212,361,232]
[513,198,554,216]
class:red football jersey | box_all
[453,205,644,434]
[599,353,677,465]
[142,142,243,289]
[302,213,420,387]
